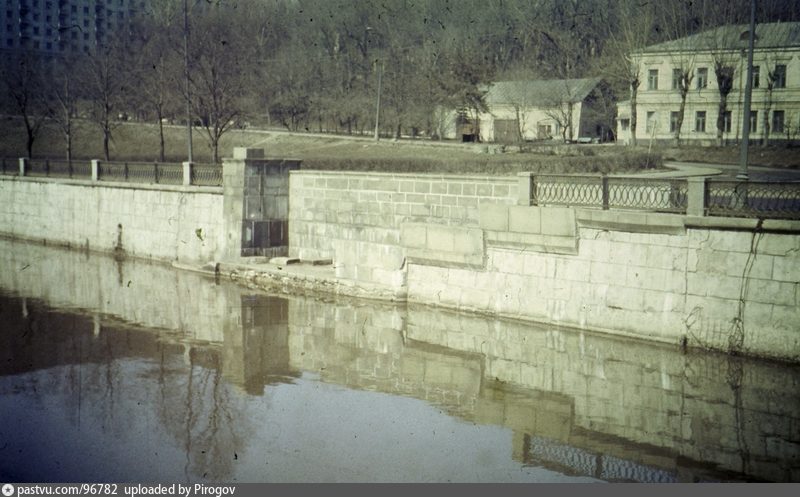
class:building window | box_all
[695,111,706,132]
[646,111,657,132]
[752,65,760,88]
[620,119,630,131]
[773,64,786,88]
[750,111,758,132]
[773,110,785,134]
[648,69,659,90]
[723,111,732,133]
[672,68,681,90]
[696,68,708,89]
[670,111,680,133]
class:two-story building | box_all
[617,22,800,145]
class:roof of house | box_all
[484,78,604,107]
[640,21,800,54]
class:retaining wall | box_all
[0,176,224,262]
[289,170,800,362]
[288,170,517,288]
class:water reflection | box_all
[0,239,798,482]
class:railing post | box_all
[91,160,100,181]
[182,161,193,186]
[517,172,534,206]
[601,174,609,210]
[153,162,159,184]
[687,177,707,217]
[19,157,28,177]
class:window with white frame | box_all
[648,69,658,90]
[695,111,706,132]
[773,110,785,134]
[773,64,786,88]
[696,68,708,89]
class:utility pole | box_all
[737,0,757,181]
[374,60,383,141]
[183,0,193,162]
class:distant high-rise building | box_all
[0,0,145,55]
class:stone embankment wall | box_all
[288,171,800,362]
[288,171,517,290]
[0,176,224,262]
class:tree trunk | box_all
[762,90,773,146]
[675,92,688,146]
[26,121,35,159]
[103,129,110,161]
[65,128,72,162]
[630,84,638,146]
[157,109,165,162]
[716,93,728,146]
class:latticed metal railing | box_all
[608,177,688,213]
[534,175,604,207]
[706,180,800,219]
[98,161,183,185]
[532,174,688,214]
[1,157,223,187]
[0,157,19,176]
[191,163,223,186]
[20,159,89,179]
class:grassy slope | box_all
[0,117,662,175]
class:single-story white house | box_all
[440,78,615,143]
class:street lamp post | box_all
[374,59,382,141]
[183,0,193,163]
[737,0,757,181]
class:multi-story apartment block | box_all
[617,22,800,145]
[0,0,145,56]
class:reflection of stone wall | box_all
[1,240,796,482]
[404,306,800,482]
[0,239,236,344]
[0,177,224,262]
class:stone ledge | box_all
[485,230,578,255]
[577,209,686,235]
[218,260,407,302]
[406,253,486,270]
[685,216,800,233]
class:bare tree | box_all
[544,87,577,142]
[603,0,656,146]
[130,20,182,162]
[0,52,47,158]
[47,57,79,161]
[185,7,253,163]
[761,56,782,145]
[78,40,130,161]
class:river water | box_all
[0,239,798,483]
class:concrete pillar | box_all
[91,159,101,181]
[518,172,534,206]
[18,157,27,176]
[687,177,707,217]
[182,161,193,186]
